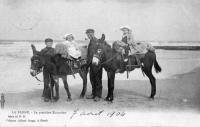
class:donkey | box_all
[30,44,88,102]
[91,34,162,102]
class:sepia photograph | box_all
[0,0,200,126]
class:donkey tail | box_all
[154,56,162,73]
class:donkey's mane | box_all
[104,41,111,49]
[99,39,112,50]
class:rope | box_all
[34,76,43,82]
[33,68,43,82]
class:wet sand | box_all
[3,66,200,112]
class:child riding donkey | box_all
[113,26,155,73]
[55,33,86,69]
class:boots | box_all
[135,55,141,67]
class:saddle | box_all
[126,53,145,70]
[113,41,149,73]
[113,40,154,53]
[66,58,87,69]
[117,54,144,72]
[53,53,87,77]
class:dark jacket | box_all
[87,37,98,64]
[39,47,55,56]
[39,47,56,73]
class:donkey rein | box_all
[34,69,43,82]
[100,54,118,66]
[34,76,43,82]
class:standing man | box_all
[85,29,103,102]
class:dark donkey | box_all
[92,34,162,102]
[30,44,88,102]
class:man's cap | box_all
[45,38,53,43]
[85,29,95,33]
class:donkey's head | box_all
[92,34,111,66]
[30,44,43,76]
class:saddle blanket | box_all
[55,43,88,59]
[113,41,155,54]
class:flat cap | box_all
[85,29,95,33]
[45,38,53,43]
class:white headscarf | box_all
[63,33,74,40]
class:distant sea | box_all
[1,40,200,50]
[1,40,200,45]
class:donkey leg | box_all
[105,71,111,101]
[53,76,60,101]
[79,69,88,98]
[62,76,72,101]
[42,71,49,97]
[105,76,110,101]
[50,75,55,99]
[105,71,115,102]
[43,71,51,102]
[42,85,45,97]
[42,87,45,97]
[109,71,115,102]
[143,68,156,99]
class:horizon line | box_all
[0,39,200,42]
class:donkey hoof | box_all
[149,96,154,100]
[107,101,113,104]
[67,98,72,102]
[44,98,50,102]
[104,97,109,101]
[104,97,113,102]
[79,95,84,99]
[53,96,59,101]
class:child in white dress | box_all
[63,33,81,59]
[55,33,81,60]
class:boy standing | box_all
[39,38,55,101]
[40,38,55,56]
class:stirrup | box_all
[124,58,128,62]
[73,63,79,68]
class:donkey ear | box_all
[31,44,37,55]
[101,34,105,41]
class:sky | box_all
[0,0,200,41]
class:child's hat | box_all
[63,33,74,39]
[120,25,132,31]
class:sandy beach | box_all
[4,67,200,112]
[0,42,199,112]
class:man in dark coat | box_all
[86,29,103,102]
